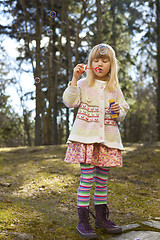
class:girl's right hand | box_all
[71,64,85,86]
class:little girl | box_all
[63,43,129,239]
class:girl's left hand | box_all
[110,102,120,115]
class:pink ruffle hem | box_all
[64,142,122,167]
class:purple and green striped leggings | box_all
[77,163,110,207]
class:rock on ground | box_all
[142,220,160,230]
[110,231,160,240]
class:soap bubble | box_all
[99,44,108,55]
[35,77,40,83]
[46,28,53,36]
[50,11,56,18]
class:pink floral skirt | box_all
[64,142,122,167]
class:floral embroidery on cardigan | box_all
[77,113,117,125]
[77,103,117,126]
[86,97,91,103]
[104,119,117,126]
[77,113,99,122]
[80,102,99,112]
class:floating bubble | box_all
[46,28,53,36]
[50,11,56,18]
[99,44,108,55]
[35,77,40,83]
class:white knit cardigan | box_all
[63,78,130,150]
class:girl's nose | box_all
[98,60,103,65]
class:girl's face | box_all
[91,57,111,81]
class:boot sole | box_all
[76,227,98,239]
[95,225,122,234]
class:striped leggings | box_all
[77,164,110,207]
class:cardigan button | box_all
[100,136,103,140]
[100,124,103,128]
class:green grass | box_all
[0,143,160,239]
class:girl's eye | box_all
[94,59,98,62]
[103,60,108,63]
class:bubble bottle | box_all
[109,99,119,118]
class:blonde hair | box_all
[86,43,119,92]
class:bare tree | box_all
[156,0,160,140]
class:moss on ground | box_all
[0,143,160,239]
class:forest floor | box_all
[0,142,160,240]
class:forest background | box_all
[0,0,160,147]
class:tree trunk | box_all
[96,0,102,43]
[24,112,32,146]
[123,118,127,142]
[35,3,42,146]
[51,58,58,145]
[73,1,87,122]
[156,0,160,140]
[50,0,58,145]
[46,39,53,145]
[65,0,71,141]
[110,0,117,51]
[52,94,58,144]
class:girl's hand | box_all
[110,102,120,115]
[71,64,85,86]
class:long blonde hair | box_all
[86,43,119,92]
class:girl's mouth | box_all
[95,67,102,72]
[97,68,103,73]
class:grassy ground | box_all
[0,143,160,239]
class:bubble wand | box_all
[80,65,101,72]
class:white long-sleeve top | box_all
[63,78,130,150]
